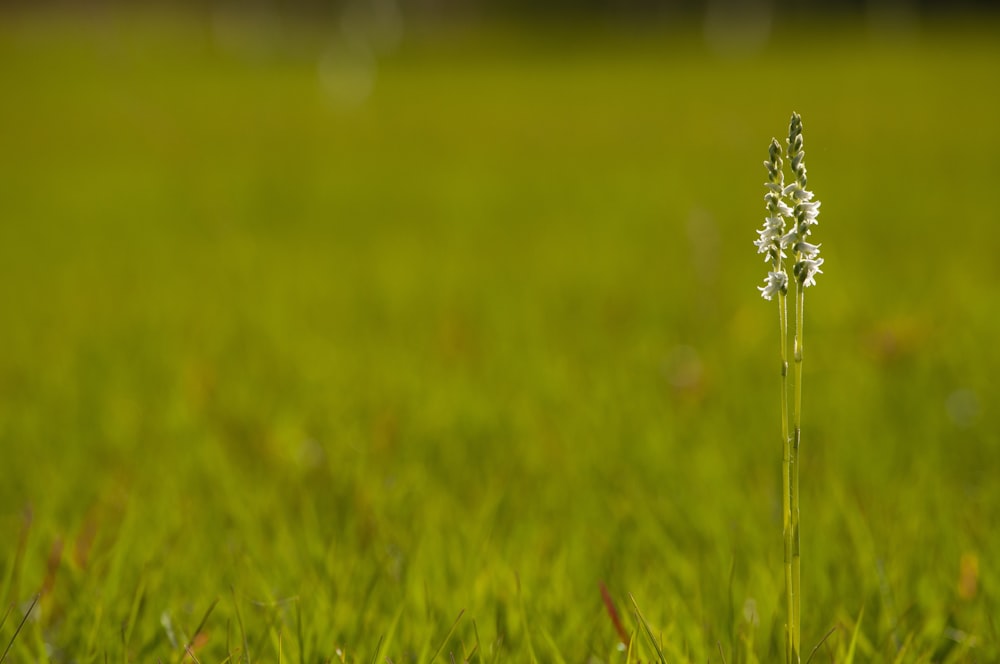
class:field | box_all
[1,8,999,662]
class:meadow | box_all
[1,8,998,662]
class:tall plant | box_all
[754,112,824,664]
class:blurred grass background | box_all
[1,3,999,661]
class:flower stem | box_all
[790,280,805,663]
[778,288,794,664]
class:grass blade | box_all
[628,593,666,664]
[176,597,218,664]
[295,599,305,664]
[890,633,914,664]
[516,577,538,664]
[843,606,864,664]
[428,609,465,663]
[0,593,39,664]
[539,626,567,664]
[624,631,636,664]
[377,605,404,662]
[121,574,147,654]
[230,587,249,664]
[804,625,836,664]
[368,633,384,664]
[599,581,629,647]
[472,619,482,662]
[0,604,12,635]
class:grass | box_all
[1,8,999,662]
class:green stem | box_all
[778,288,793,664]
[790,280,805,663]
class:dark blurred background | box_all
[2,0,997,16]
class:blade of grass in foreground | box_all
[628,593,666,664]
[517,577,539,664]
[843,606,864,664]
[804,626,836,664]
[372,604,404,663]
[0,593,38,664]
[230,587,249,664]
[427,608,465,663]
[540,626,568,664]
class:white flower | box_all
[794,241,821,258]
[796,200,821,222]
[759,270,788,300]
[782,184,814,201]
[755,238,785,261]
[755,215,786,258]
[780,229,798,250]
[796,258,824,287]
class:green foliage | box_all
[1,10,998,662]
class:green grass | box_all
[1,8,999,662]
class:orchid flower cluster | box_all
[755,113,823,300]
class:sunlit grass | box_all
[1,9,998,662]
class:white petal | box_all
[795,241,821,257]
